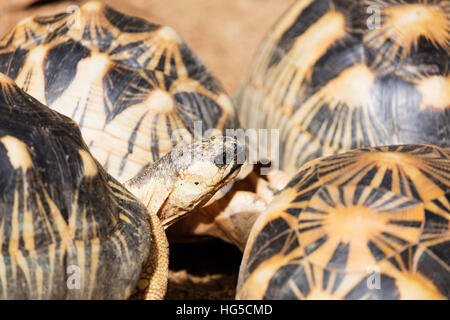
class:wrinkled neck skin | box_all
[125,137,243,230]
[125,158,177,229]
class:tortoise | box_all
[181,0,450,250]
[0,1,264,250]
[237,144,450,300]
[233,0,450,299]
[235,0,450,178]
[0,0,239,181]
[0,72,243,299]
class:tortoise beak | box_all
[214,138,245,170]
[231,143,246,172]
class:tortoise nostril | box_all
[213,140,244,169]
[214,151,230,168]
[236,143,245,154]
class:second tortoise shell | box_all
[0,1,238,182]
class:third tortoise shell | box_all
[237,144,450,300]
[235,0,450,177]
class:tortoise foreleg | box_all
[131,209,169,300]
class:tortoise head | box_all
[126,136,245,227]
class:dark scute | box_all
[43,22,71,44]
[294,187,320,204]
[118,111,149,176]
[399,245,418,271]
[44,39,91,105]
[367,240,386,262]
[156,49,167,74]
[352,183,365,204]
[110,41,148,68]
[330,270,346,295]
[93,25,115,52]
[326,241,350,270]
[358,106,378,146]
[423,206,449,237]
[422,240,450,278]
[0,30,15,49]
[267,0,331,69]
[169,56,178,78]
[363,187,386,206]
[382,34,448,78]
[264,263,310,299]
[380,169,393,190]
[294,168,319,193]
[359,166,378,186]
[303,234,328,256]
[388,219,422,228]
[150,113,160,163]
[371,75,450,148]
[310,39,364,90]
[387,255,402,271]
[243,218,292,283]
[174,91,223,135]
[382,232,409,247]
[370,76,416,135]
[163,72,176,90]
[2,246,67,299]
[109,40,144,56]
[33,12,70,25]
[0,168,67,255]
[285,163,314,189]
[364,35,401,69]
[419,168,450,193]
[103,5,160,33]
[103,66,154,122]
[179,43,222,94]
[92,225,148,299]
[417,242,450,299]
[406,175,422,200]
[0,48,29,80]
[0,142,15,195]
[410,144,433,154]
[7,259,30,299]
[305,102,333,138]
[285,234,301,256]
[285,207,301,217]
[409,37,448,74]
[344,273,400,300]
[316,186,335,207]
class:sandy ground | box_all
[0,0,296,300]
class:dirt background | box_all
[0,0,296,299]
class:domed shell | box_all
[237,144,450,299]
[0,73,150,299]
[0,1,238,182]
[235,0,450,177]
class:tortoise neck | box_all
[124,159,175,228]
